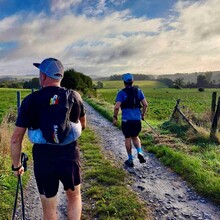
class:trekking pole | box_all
[12,152,28,220]
[12,175,25,220]
[142,119,160,136]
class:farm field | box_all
[0,88,31,123]
[96,80,220,122]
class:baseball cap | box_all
[33,58,64,80]
[122,73,134,82]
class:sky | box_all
[0,0,220,78]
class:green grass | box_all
[0,89,32,219]
[80,129,150,220]
[85,80,220,205]
[96,81,220,121]
[0,140,32,220]
[98,80,166,89]
[0,88,31,123]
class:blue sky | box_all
[0,0,220,77]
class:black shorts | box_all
[33,141,81,198]
[121,120,141,138]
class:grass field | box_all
[0,88,32,218]
[0,88,31,123]
[96,80,219,122]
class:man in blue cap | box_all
[113,73,148,167]
[10,58,86,219]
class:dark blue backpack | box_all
[121,87,142,109]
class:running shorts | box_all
[33,141,81,198]
[121,120,141,138]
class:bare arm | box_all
[113,101,121,125]
[80,114,86,130]
[141,99,148,120]
[10,126,26,176]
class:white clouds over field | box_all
[0,0,220,77]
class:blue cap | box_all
[33,58,64,80]
[122,73,134,82]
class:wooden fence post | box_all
[211,92,217,121]
[210,96,220,139]
[170,98,181,121]
[16,91,21,113]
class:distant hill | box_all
[0,75,35,82]
[91,71,220,83]
[2,70,220,84]
[156,71,220,83]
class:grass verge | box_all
[147,145,220,204]
[79,128,151,220]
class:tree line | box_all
[158,73,220,89]
[0,69,94,95]
[1,71,220,91]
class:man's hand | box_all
[113,115,118,125]
[113,118,117,125]
[12,165,25,176]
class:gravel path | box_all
[15,102,220,220]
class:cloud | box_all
[1,0,220,77]
[51,0,82,12]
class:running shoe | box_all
[124,159,134,167]
[138,153,146,163]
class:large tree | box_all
[61,68,93,94]
[174,78,185,88]
[197,75,209,87]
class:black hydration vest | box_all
[121,87,142,109]
[28,87,74,144]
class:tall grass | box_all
[0,111,32,219]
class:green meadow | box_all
[0,88,31,123]
[96,80,218,122]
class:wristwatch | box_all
[12,164,22,171]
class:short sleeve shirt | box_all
[16,86,85,128]
[115,86,145,121]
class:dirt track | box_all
[15,102,220,220]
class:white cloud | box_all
[51,0,82,12]
[1,0,220,77]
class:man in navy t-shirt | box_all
[10,58,86,220]
[113,73,148,167]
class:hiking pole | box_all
[12,175,25,220]
[142,119,160,136]
[12,152,28,220]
